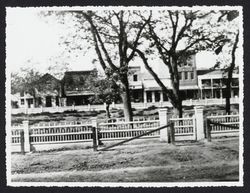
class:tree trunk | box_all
[173,100,183,118]
[106,103,111,118]
[225,76,232,114]
[225,31,239,114]
[120,76,133,122]
[225,92,231,114]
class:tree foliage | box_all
[11,67,42,96]
[86,74,121,118]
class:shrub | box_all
[63,110,77,113]
[146,105,157,111]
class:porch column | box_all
[160,91,164,102]
[220,88,223,98]
[152,91,155,103]
[52,97,56,107]
[143,90,147,103]
[231,89,234,98]
[41,97,45,107]
[211,79,213,98]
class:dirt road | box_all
[11,137,239,182]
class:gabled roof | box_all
[36,73,60,84]
[64,70,96,76]
[62,69,98,96]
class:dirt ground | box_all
[11,137,239,182]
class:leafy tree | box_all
[132,10,228,117]
[215,10,240,114]
[40,10,151,121]
[86,75,121,118]
[11,67,42,107]
[46,54,70,80]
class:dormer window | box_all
[133,74,138,82]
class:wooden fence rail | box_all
[10,107,240,153]
[206,114,239,140]
[99,123,173,151]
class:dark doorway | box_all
[56,96,60,106]
[46,96,52,107]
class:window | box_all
[232,78,239,87]
[202,79,211,87]
[21,99,24,105]
[190,71,194,79]
[133,74,138,82]
[213,79,221,87]
[185,72,188,80]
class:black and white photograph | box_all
[5,6,244,187]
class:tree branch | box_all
[83,12,118,71]
[130,46,177,105]
[127,13,152,63]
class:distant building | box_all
[17,73,61,108]
[12,54,239,108]
[132,54,199,103]
[198,69,239,99]
[61,69,97,106]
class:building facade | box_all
[12,54,239,108]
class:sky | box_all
[6,8,219,76]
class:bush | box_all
[146,105,157,111]
[63,110,77,113]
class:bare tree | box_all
[41,10,151,121]
[133,10,226,117]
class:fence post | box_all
[20,130,25,154]
[206,119,212,142]
[170,122,175,144]
[22,120,31,152]
[194,106,205,140]
[104,103,107,111]
[159,108,168,142]
[92,119,98,151]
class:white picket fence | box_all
[98,120,161,141]
[170,116,196,141]
[10,107,240,153]
[11,121,94,152]
[207,113,239,138]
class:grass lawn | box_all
[11,137,239,182]
[11,104,239,125]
